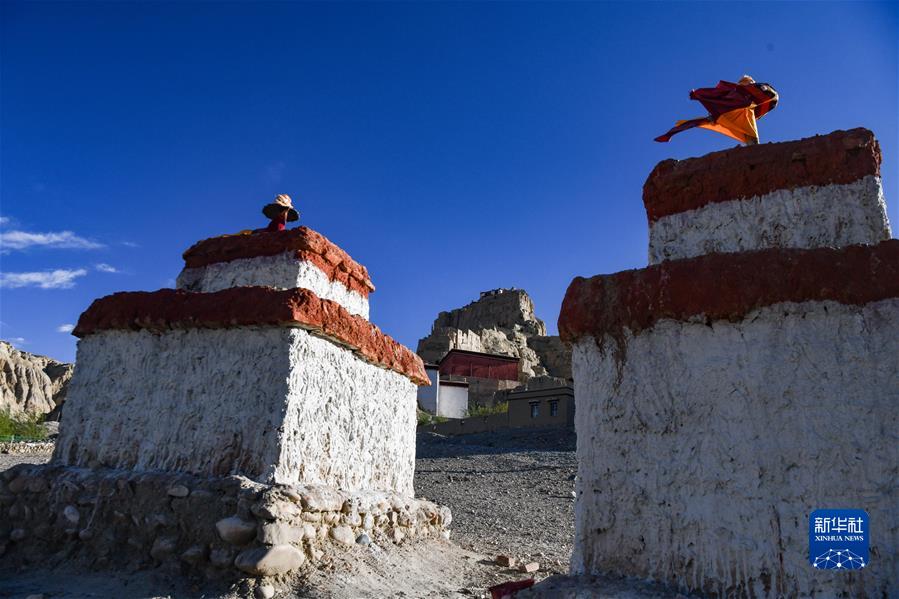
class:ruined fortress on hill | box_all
[417,288,571,383]
[416,289,572,413]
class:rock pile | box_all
[560,129,897,597]
[1,464,449,578]
[0,341,73,419]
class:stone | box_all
[391,528,405,543]
[258,522,303,545]
[10,528,26,541]
[167,484,190,497]
[209,547,235,568]
[356,532,371,546]
[302,524,316,540]
[181,544,207,564]
[341,498,358,514]
[9,502,31,520]
[301,486,344,512]
[330,526,355,546]
[342,512,362,528]
[519,562,540,573]
[26,477,48,493]
[150,536,179,561]
[362,513,374,530]
[235,545,305,576]
[282,487,302,504]
[215,516,257,546]
[252,500,299,521]
[8,476,27,494]
[78,529,93,541]
[63,505,80,525]
[255,584,276,599]
[495,555,516,568]
[439,506,453,527]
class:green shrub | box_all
[465,402,508,418]
[0,409,47,441]
[417,410,448,426]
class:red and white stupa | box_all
[559,129,897,597]
[55,225,428,497]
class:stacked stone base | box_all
[1,462,451,581]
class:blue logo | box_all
[809,509,869,569]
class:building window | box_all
[529,401,540,418]
[549,400,559,417]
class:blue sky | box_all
[1,1,897,363]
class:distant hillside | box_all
[0,340,74,420]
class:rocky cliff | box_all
[416,289,571,381]
[0,341,74,419]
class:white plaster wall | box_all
[417,368,440,414]
[54,328,291,480]
[177,252,370,319]
[570,299,899,598]
[648,176,892,264]
[54,327,418,495]
[276,328,417,495]
[437,384,469,419]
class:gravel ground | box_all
[415,427,578,576]
[0,450,51,471]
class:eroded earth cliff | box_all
[0,341,73,418]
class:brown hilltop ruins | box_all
[417,288,571,384]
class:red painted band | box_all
[559,240,899,343]
[73,287,427,385]
[643,128,881,223]
[182,227,375,297]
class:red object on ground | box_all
[489,578,535,599]
[72,286,429,385]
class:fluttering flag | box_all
[655,75,779,144]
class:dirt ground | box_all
[0,429,689,598]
